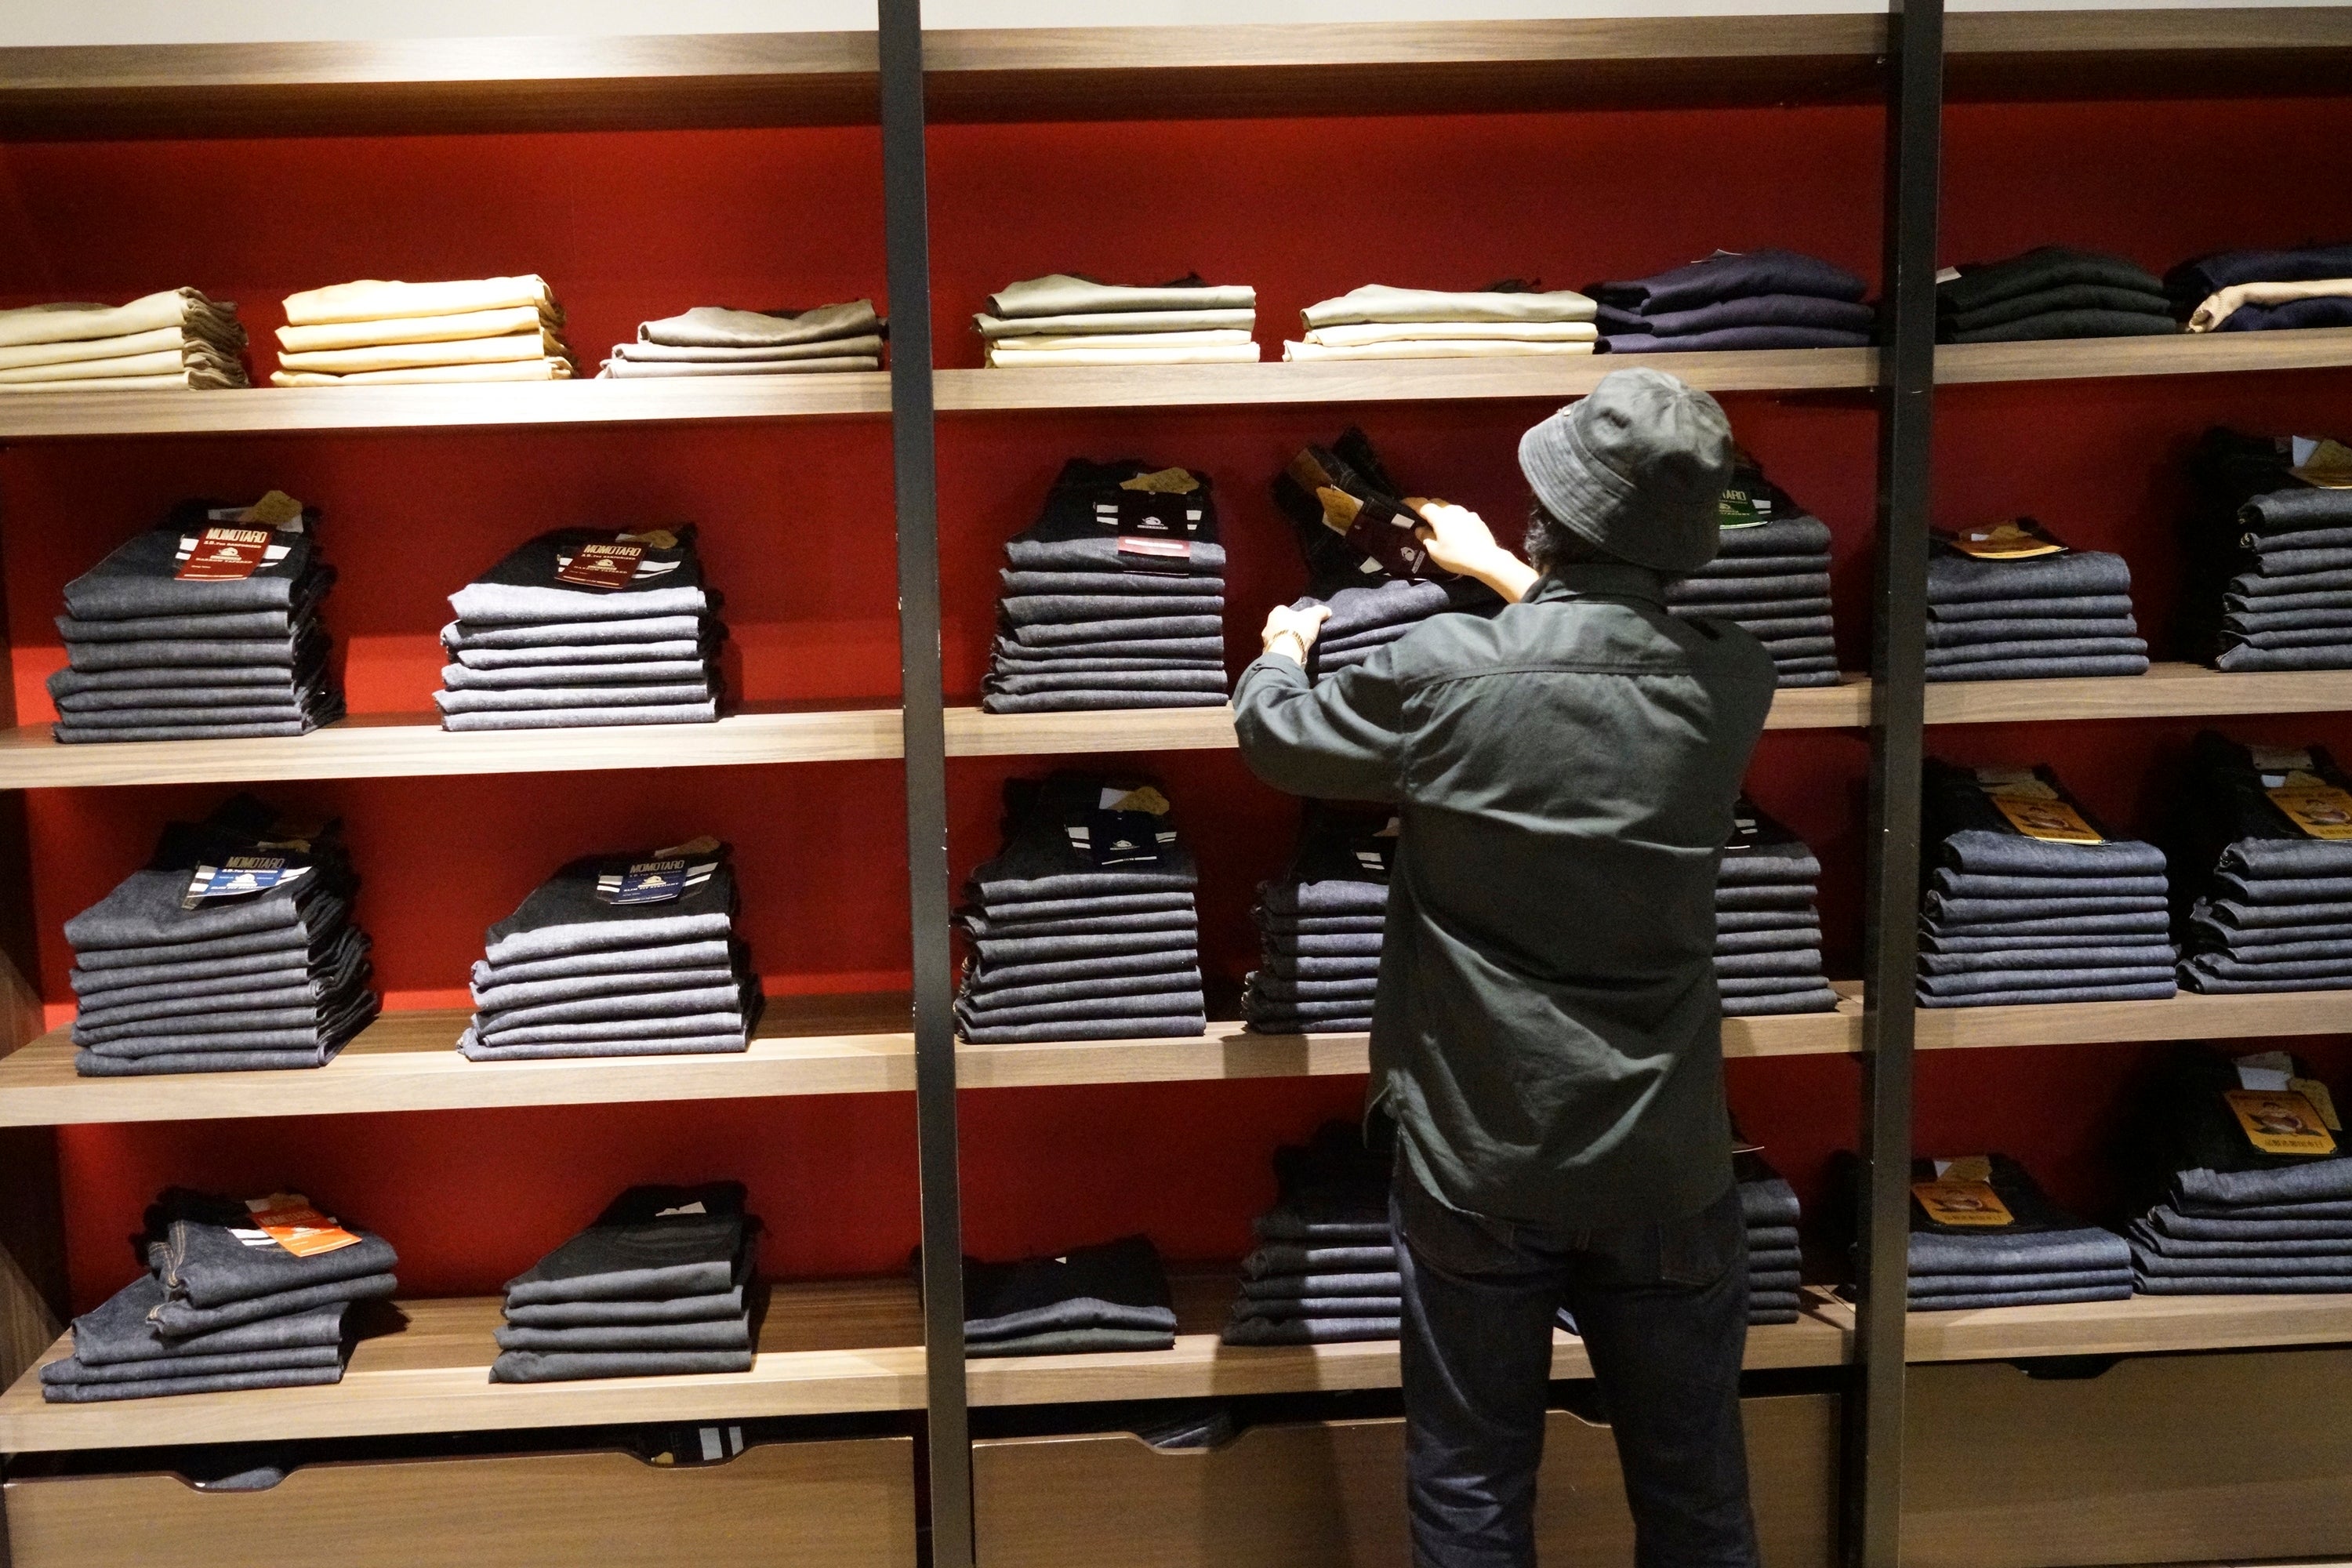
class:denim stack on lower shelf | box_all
[2172,732,2352,995]
[956,774,1206,1043]
[1925,526,2148,681]
[1916,759,2176,1008]
[1935,245,2174,343]
[1900,1155,2132,1310]
[1715,799,1839,1017]
[2125,1048,2352,1296]
[462,839,762,1061]
[1739,1149,1806,1325]
[49,495,344,742]
[1225,1120,1399,1346]
[67,797,379,1076]
[1241,803,1394,1036]
[494,1184,759,1382]
[2180,427,2352,673]
[955,1235,1178,1356]
[1590,248,1874,353]
[982,459,1227,713]
[437,524,724,731]
[1662,455,1838,688]
[42,1188,397,1403]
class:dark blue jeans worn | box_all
[1392,1171,1757,1568]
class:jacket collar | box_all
[1524,562,1670,608]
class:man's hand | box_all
[1415,503,1539,603]
[1261,603,1332,665]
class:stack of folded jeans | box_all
[42,1187,397,1403]
[1715,800,1839,1017]
[67,798,379,1076]
[1926,524,2149,681]
[494,1182,759,1382]
[1225,1120,1399,1346]
[0,290,249,391]
[976,274,1258,367]
[1283,281,1596,361]
[437,525,724,730]
[1916,758,2176,1007]
[2172,241,2352,335]
[1591,249,1874,353]
[1738,1149,1806,1325]
[2125,1047,2352,1294]
[2172,731,2352,995]
[270,276,574,387]
[1241,804,1393,1036]
[1663,453,1840,688]
[956,1234,1178,1356]
[1935,245,2174,343]
[956,775,1206,1044]
[981,459,1226,713]
[48,495,345,742]
[462,839,761,1061]
[1900,1154,2133,1310]
[2179,426,2352,672]
[599,300,883,378]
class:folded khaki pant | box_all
[276,303,560,352]
[270,358,573,387]
[1301,282,1597,328]
[1283,339,1595,361]
[282,275,554,326]
[0,289,237,349]
[276,329,568,374]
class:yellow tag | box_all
[620,528,679,550]
[2226,1090,2339,1156]
[2266,772,2352,840]
[2290,1078,2343,1132]
[244,1193,362,1258]
[2292,437,2352,488]
[1978,775,2102,842]
[1111,786,1171,816]
[1117,466,1200,496]
[1945,518,2067,560]
[1911,1180,2014,1227]
[239,490,303,527]
[1315,485,1363,536]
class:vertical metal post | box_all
[877,4,973,1565]
[1852,0,1943,1564]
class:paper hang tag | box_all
[655,1200,710,1218]
[241,490,306,528]
[1935,265,1963,284]
[175,525,277,581]
[1944,517,2070,560]
[2225,1089,2339,1156]
[1351,817,1402,877]
[1116,535,1194,576]
[1912,1178,2015,1227]
[1118,467,1200,496]
[1317,486,1437,579]
[2251,745,2317,773]
[1718,460,1776,528]
[2264,770,2352,840]
[2290,1078,2343,1132]
[1975,771,2103,844]
[236,1193,361,1258]
[2290,436,2352,488]
[2234,1051,2296,1091]
[180,854,312,910]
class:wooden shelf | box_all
[1922,662,2352,725]
[964,1275,1853,1408]
[1811,1291,2352,1365]
[0,996,915,1127]
[1915,987,2352,1053]
[1945,6,2352,99]
[0,375,891,440]
[1936,328,2352,387]
[0,1279,926,1453]
[0,704,904,789]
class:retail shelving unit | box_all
[0,7,2349,1568]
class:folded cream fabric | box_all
[609,335,885,365]
[283,276,554,328]
[0,289,238,350]
[977,307,1254,340]
[0,366,241,392]
[985,342,1261,367]
[1303,319,1597,347]
[639,300,880,349]
[599,356,880,378]
[276,303,559,353]
[980,328,1254,354]
[270,358,575,387]
[986,274,1256,319]
[276,331,567,375]
[1301,283,1598,329]
[0,347,242,384]
[0,326,234,372]
[1283,339,1597,362]
[2191,278,2352,332]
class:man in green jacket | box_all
[1233,368,1778,1568]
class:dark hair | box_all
[1523,495,1628,575]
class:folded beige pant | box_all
[0,289,238,349]
[1282,339,1597,361]
[276,330,568,374]
[986,274,1256,319]
[276,303,560,353]
[1301,283,1598,329]
[2190,278,2352,332]
[1303,320,1598,347]
[609,334,884,364]
[598,356,880,378]
[270,358,575,387]
[0,365,243,392]
[0,326,234,372]
[984,343,1261,367]
[0,346,242,384]
[282,275,554,327]
[976,307,1254,339]
[978,328,1253,353]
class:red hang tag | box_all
[557,539,647,590]
[176,526,274,581]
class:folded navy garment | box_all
[957,1234,1178,1344]
[1907,1284,2134,1311]
[1900,1156,2132,1280]
[490,1348,754,1381]
[1595,294,1875,338]
[2217,644,2352,672]
[1221,1316,1399,1345]
[2215,296,2352,333]
[1944,283,2171,336]
[1590,249,1869,314]
[1942,246,2166,315]
[1945,310,2172,344]
[1917,968,2175,1000]
[1601,325,1871,354]
[64,503,323,622]
[2166,242,2352,310]
[481,844,740,967]
[1926,546,2134,604]
[448,524,712,625]
[505,1183,753,1307]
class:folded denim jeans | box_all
[473,938,737,989]
[492,1315,751,1352]
[42,1342,343,1387]
[1221,1316,1399,1345]
[65,1272,348,1365]
[445,614,713,650]
[960,1013,1206,1044]
[474,963,739,1014]
[504,1184,750,1307]
[1916,966,2175,997]
[148,1271,398,1337]
[960,969,1205,1014]
[490,1348,755,1381]
[1906,1284,2133,1310]
[1925,892,2169,924]
[502,1284,747,1327]
[1602,325,1871,353]
[149,1195,399,1309]
[40,1363,346,1403]
[448,525,710,625]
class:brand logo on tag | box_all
[1941,517,2070,561]
[557,539,648,589]
[176,526,274,581]
[2264,771,2352,840]
[2226,1089,2338,1156]
[603,858,688,905]
[1911,1179,2015,1227]
[1976,773,2103,844]
[180,854,311,910]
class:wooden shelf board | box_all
[1811,1291,2352,1365]
[1923,663,2352,725]
[0,1279,927,1453]
[1944,7,2352,100]
[0,703,905,789]
[0,375,891,440]
[1916,988,2352,1053]
[964,1276,1852,1407]
[1936,328,2352,387]
[0,995,916,1127]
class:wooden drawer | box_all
[3,1434,916,1568]
[1903,1346,2352,1568]
[975,1393,1838,1568]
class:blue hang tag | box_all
[180,855,310,910]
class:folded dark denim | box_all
[474,981,751,1035]
[449,526,710,625]
[1928,548,2133,604]
[2216,643,2352,671]
[1255,909,1385,935]
[1258,953,1384,983]
[1722,987,1841,1016]
[1241,996,1382,1026]
[1717,884,1819,913]
[967,1327,1176,1356]
[65,514,321,620]
[1238,1270,1404,1298]
[1715,948,1824,978]
[440,659,714,689]
[1000,570,1223,598]
[1929,789,2169,873]
[1926,654,2151,681]
[1004,537,1226,576]
[2180,971,2352,994]
[1919,944,2174,977]
[149,1271,397,1337]
[2169,243,2352,304]
[1230,1294,1401,1319]
[483,851,737,967]
[986,650,1225,676]
[1671,597,1835,624]
[1722,614,1837,640]
[2176,1159,2352,1210]
[1925,617,2143,648]
[490,1348,754,1381]
[956,990,1205,1029]
[2129,1247,2352,1278]
[1908,1266,2133,1296]
[469,1009,755,1049]
[1930,866,2167,898]
[446,613,713,649]
[965,909,1197,943]
[1667,572,1831,604]
[504,1183,750,1307]
[980,690,1228,713]
[42,1342,343,1387]
[2217,296,2352,332]
[2134,1270,2352,1294]
[460,1031,750,1060]
[1254,1214,1388,1244]
[1947,310,2174,343]
[960,1014,1205,1044]
[1917,966,2174,997]
[501,1283,746,1327]
[1597,293,1874,337]
[2209,880,2352,912]
[1929,593,2137,625]
[474,963,739,1014]
[74,926,368,1004]
[964,949,1202,992]
[1907,1284,2133,1310]
[958,970,1204,1014]
[1239,1243,1396,1277]
[60,633,318,673]
[65,1272,348,1365]
[1930,923,2176,952]
[986,670,1228,696]
[1944,283,2171,335]
[1007,615,1223,649]
[2230,567,2352,599]
[1591,249,1868,312]
[149,1192,400,1309]
[41,1364,345,1402]
[1221,1316,1398,1345]
[474,938,736,988]
[1715,514,1835,558]
[960,1234,1176,1340]
[492,1316,750,1352]
[1944,246,2165,315]
[1602,325,1871,353]
[78,989,380,1059]
[75,1045,350,1074]
[1000,593,1227,624]
[2216,626,2352,652]
[1924,892,2169,923]
[2129,1225,2352,1258]
[2180,953,2352,984]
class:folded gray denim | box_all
[979,890,1197,924]
[492,1316,751,1352]
[490,1348,754,1381]
[1244,974,1381,1002]
[2179,953,2352,982]
[148,1271,398,1337]
[49,661,324,697]
[2230,566,2352,598]
[1240,1270,1404,1298]
[1668,572,1831,604]
[1003,570,1223,597]
[1672,597,1835,623]
[78,989,379,1057]
[503,1283,747,1327]
[990,637,1225,664]
[436,684,716,715]
[1924,892,2169,924]
[1000,593,1227,624]
[1928,547,2132,602]
[970,929,1200,965]
[441,660,713,689]
[60,635,315,672]
[1007,616,1224,649]
[474,938,736,987]
[1926,654,2151,681]
[474,964,737,1013]
[986,668,1229,696]
[2216,626,2352,652]
[461,1029,750,1059]
[1004,537,1225,576]
[471,1011,753,1049]
[1932,867,2166,898]
[960,970,1204,1014]
[1722,988,1840,1016]
[1922,913,2171,948]
[152,1203,397,1309]
[54,719,318,742]
[1919,944,2174,975]
[963,907,1197,939]
[981,690,1228,713]
[2217,644,2352,671]
[1926,636,2149,664]
[446,614,710,649]
[967,1327,1177,1356]
[64,1271,348,1365]
[1715,948,1824,978]
[41,1363,345,1403]
[1929,593,2136,622]
[1926,616,2143,648]
[42,1343,342,1386]
[1916,965,2175,996]
[77,1045,354,1074]
[960,1014,1205,1044]
[474,981,750,1034]
[73,926,368,1001]
[956,992,1206,1030]
[1221,1316,1399,1345]
[2129,1248,2352,1278]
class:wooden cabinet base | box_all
[1901,1346,2352,1568]
[972,1393,1837,1568]
[2,1435,916,1568]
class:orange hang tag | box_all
[557,539,645,589]
[2226,1091,2339,1156]
[241,1193,361,1257]
[176,526,274,581]
[1944,517,2069,560]
[2265,771,2352,840]
[1911,1180,2015,1227]
[1977,773,2103,844]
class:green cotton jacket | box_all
[1233,564,1778,1230]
